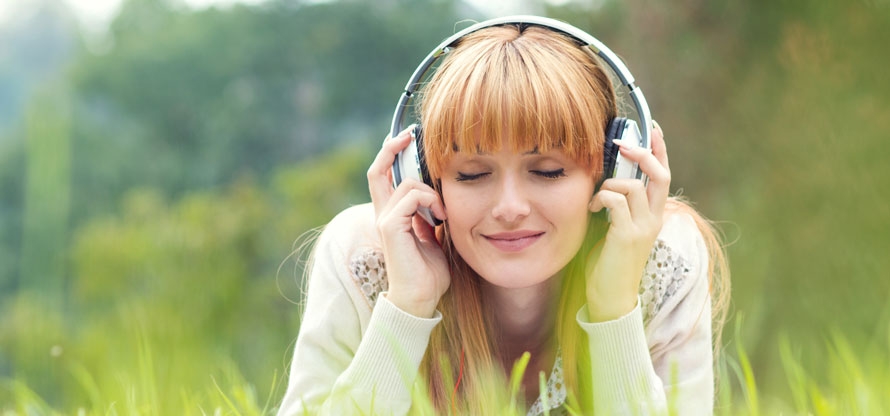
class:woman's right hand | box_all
[367,127,450,318]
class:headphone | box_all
[390,15,652,226]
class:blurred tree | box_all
[2,83,72,402]
[1,141,367,407]
[20,84,71,300]
[68,0,470,221]
[711,1,890,390]
[0,0,77,137]
[0,0,79,322]
[0,141,24,297]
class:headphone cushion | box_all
[413,124,435,188]
[602,117,627,180]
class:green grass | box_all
[714,321,890,416]
[3,323,889,415]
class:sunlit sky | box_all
[0,0,269,33]
[0,0,571,35]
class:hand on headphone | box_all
[367,126,450,319]
[585,121,670,322]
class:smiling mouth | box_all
[483,232,544,252]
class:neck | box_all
[483,275,562,360]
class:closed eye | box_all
[532,169,566,179]
[456,172,490,182]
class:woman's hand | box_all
[367,127,450,318]
[585,122,671,322]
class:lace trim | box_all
[639,239,690,323]
[349,249,388,308]
[527,353,567,416]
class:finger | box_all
[390,180,447,220]
[368,126,416,215]
[651,120,669,169]
[611,140,669,186]
[612,122,669,173]
[596,178,650,221]
[380,180,447,229]
[644,122,671,218]
[383,188,446,235]
[613,138,670,218]
[588,189,632,226]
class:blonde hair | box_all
[415,23,730,413]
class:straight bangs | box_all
[419,25,617,181]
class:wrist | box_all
[585,292,638,322]
[384,291,438,319]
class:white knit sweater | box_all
[278,203,714,415]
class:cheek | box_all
[567,189,594,223]
[441,184,481,239]
[552,179,595,246]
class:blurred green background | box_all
[1,0,889,413]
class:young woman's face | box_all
[440,146,596,289]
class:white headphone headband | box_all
[390,15,652,150]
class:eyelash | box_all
[455,169,566,182]
[456,172,489,182]
[533,169,566,179]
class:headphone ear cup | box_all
[391,124,428,188]
[413,124,435,188]
[399,124,441,226]
[602,117,627,181]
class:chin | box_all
[476,264,557,289]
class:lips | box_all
[482,230,544,252]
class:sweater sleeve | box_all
[577,212,714,415]
[277,205,442,416]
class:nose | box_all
[490,174,531,223]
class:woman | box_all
[278,18,729,416]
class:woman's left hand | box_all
[585,121,671,322]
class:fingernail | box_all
[652,119,661,131]
[397,124,415,139]
[612,138,637,149]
